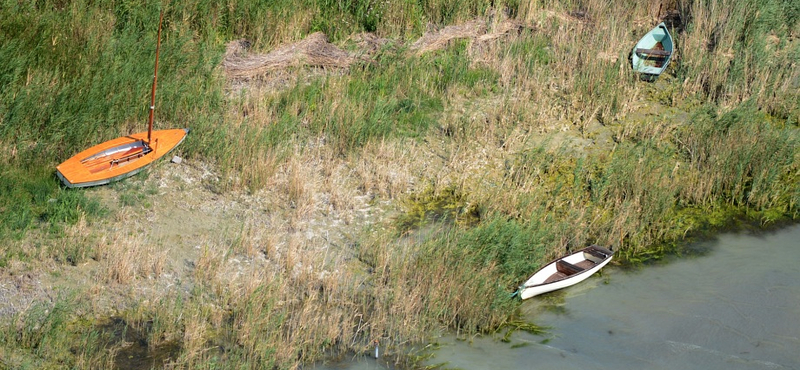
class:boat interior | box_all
[546,246,613,283]
[545,260,590,283]
[636,47,670,67]
[556,260,584,275]
[584,248,609,263]
[635,26,673,68]
[81,140,152,173]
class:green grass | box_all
[396,184,482,233]
[505,30,553,71]
[0,295,112,369]
[255,40,497,152]
[0,164,106,265]
[0,159,107,266]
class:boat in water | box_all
[56,11,188,188]
[518,245,614,300]
[630,22,674,80]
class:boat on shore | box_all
[56,128,189,188]
[630,22,674,80]
[519,245,614,300]
[56,11,188,188]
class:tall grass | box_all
[0,296,113,369]
[678,0,800,117]
[1,0,798,369]
[3,0,796,219]
[0,163,105,266]
[216,39,501,189]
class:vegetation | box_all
[1,0,798,369]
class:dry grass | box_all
[353,138,420,199]
[99,234,168,285]
[410,19,489,54]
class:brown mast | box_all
[147,10,164,146]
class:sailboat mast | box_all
[147,10,164,146]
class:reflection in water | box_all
[429,225,800,370]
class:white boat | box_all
[519,245,614,300]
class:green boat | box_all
[631,22,674,80]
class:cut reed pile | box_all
[221,13,527,90]
[223,33,359,80]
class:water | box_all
[96,317,181,370]
[321,225,800,370]
[430,225,800,370]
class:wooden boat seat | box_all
[590,245,613,255]
[584,246,612,263]
[586,246,611,257]
[584,253,604,264]
[635,48,671,58]
[556,260,584,275]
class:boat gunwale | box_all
[522,245,613,290]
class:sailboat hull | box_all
[56,128,188,188]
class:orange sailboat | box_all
[56,11,188,188]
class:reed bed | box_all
[1,0,798,368]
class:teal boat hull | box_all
[631,22,674,79]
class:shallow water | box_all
[431,224,800,370]
[322,224,800,370]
